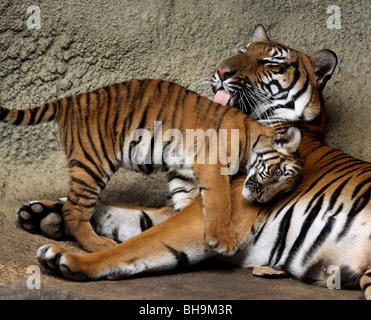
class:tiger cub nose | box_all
[217,66,236,81]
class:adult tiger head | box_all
[211,24,337,123]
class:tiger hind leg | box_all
[16,198,175,243]
[91,201,174,242]
[63,167,117,252]
[360,266,371,300]
[36,199,212,281]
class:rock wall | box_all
[0,0,369,205]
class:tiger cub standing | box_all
[0,79,303,254]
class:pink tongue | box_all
[214,89,231,106]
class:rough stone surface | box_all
[0,0,369,300]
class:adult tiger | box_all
[17,25,371,299]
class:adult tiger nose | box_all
[217,66,236,81]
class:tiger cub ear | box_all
[252,24,270,42]
[310,49,338,91]
[272,127,302,155]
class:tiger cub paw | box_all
[16,199,70,240]
[36,244,90,281]
[205,228,238,256]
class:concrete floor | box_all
[0,238,363,301]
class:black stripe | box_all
[301,166,360,213]
[80,93,102,167]
[171,88,189,129]
[306,144,327,155]
[63,99,74,158]
[111,227,120,242]
[272,190,302,220]
[283,194,325,271]
[164,244,189,271]
[291,74,310,102]
[68,159,106,189]
[106,89,120,164]
[333,160,365,174]
[156,79,164,93]
[0,107,9,121]
[241,116,249,161]
[168,173,194,183]
[47,101,56,121]
[301,204,342,266]
[28,108,37,125]
[136,79,152,129]
[137,106,148,129]
[356,168,371,177]
[337,185,371,241]
[35,104,50,124]
[216,106,232,130]
[199,99,214,123]
[352,177,371,199]
[171,187,196,195]
[327,177,352,212]
[261,59,301,100]
[194,94,203,121]
[251,134,263,150]
[13,110,24,125]
[95,92,117,173]
[319,154,354,171]
[156,80,180,123]
[313,149,342,167]
[70,177,98,193]
[103,85,113,139]
[75,93,111,180]
[75,186,99,197]
[140,211,153,232]
[69,191,97,201]
[252,220,267,244]
[122,80,138,135]
[66,196,96,209]
[268,203,295,265]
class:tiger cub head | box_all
[211,24,337,123]
[243,126,303,203]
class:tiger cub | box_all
[0,79,303,254]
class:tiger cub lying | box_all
[0,79,303,254]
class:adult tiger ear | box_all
[272,127,302,155]
[310,49,338,91]
[252,24,270,42]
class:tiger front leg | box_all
[194,164,237,256]
[63,168,117,252]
